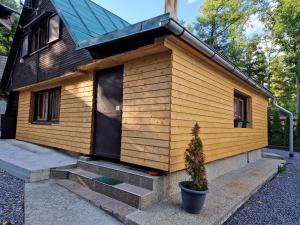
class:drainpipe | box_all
[273,99,294,157]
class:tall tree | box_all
[270,0,300,112]
[0,0,20,56]
[193,0,261,63]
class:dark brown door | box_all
[94,66,123,159]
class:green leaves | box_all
[295,112,300,147]
[185,123,208,191]
[270,109,284,146]
[0,0,20,56]
[191,0,299,113]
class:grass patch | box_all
[278,164,286,173]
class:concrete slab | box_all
[126,158,284,225]
[0,140,76,182]
[262,152,284,160]
[25,180,122,225]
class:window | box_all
[39,22,48,48]
[48,15,60,43]
[30,29,39,53]
[234,90,252,128]
[21,14,60,57]
[32,88,61,123]
[21,35,29,57]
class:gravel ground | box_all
[225,149,300,225]
[0,170,24,225]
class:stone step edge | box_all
[75,161,158,191]
[77,160,160,180]
[67,168,154,197]
[56,179,139,225]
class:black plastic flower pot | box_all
[242,121,249,128]
[179,181,208,214]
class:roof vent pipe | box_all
[273,99,294,157]
[165,0,178,20]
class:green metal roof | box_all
[50,0,130,45]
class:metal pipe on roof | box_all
[160,18,274,98]
[273,99,294,157]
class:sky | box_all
[92,0,203,24]
[92,0,263,37]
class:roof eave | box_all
[161,18,274,98]
[81,14,273,99]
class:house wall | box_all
[165,36,268,172]
[11,0,92,90]
[16,74,94,154]
[120,51,173,171]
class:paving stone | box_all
[126,158,284,225]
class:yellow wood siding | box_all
[120,52,172,171]
[16,74,94,154]
[165,36,268,172]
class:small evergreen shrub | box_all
[268,108,272,145]
[185,123,208,191]
[270,110,283,146]
[283,116,290,147]
[295,112,300,148]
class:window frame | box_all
[48,14,61,44]
[31,87,61,124]
[21,14,60,58]
[233,90,252,128]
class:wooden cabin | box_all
[1,0,273,176]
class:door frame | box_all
[91,66,124,159]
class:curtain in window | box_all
[48,15,60,43]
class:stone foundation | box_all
[163,148,262,196]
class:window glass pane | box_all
[39,23,47,48]
[37,92,48,120]
[21,35,29,57]
[49,89,60,121]
[48,15,60,43]
[31,30,39,53]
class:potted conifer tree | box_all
[179,123,208,214]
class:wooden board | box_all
[120,52,172,171]
[16,74,94,155]
[165,36,269,172]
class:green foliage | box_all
[283,116,290,147]
[278,164,286,173]
[191,0,299,113]
[295,112,300,147]
[185,123,208,191]
[268,108,272,145]
[0,0,20,56]
[270,110,283,146]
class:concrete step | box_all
[55,179,138,223]
[77,160,161,191]
[52,167,158,209]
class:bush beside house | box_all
[268,109,300,148]
[270,110,283,146]
[283,116,290,147]
[295,112,300,148]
